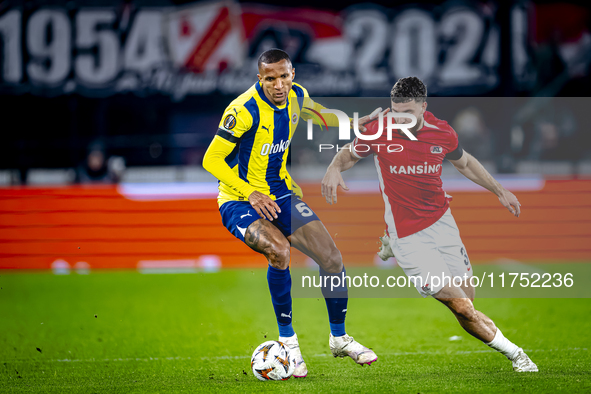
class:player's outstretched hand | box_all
[498,189,521,217]
[354,107,390,132]
[248,191,281,221]
[321,168,349,205]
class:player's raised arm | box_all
[302,96,388,132]
[448,151,521,217]
[321,143,360,205]
[320,108,387,205]
[301,98,342,128]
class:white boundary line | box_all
[494,258,549,274]
[3,347,587,363]
[117,177,545,201]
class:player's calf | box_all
[291,220,343,273]
[245,219,299,359]
[291,218,379,364]
[437,290,496,343]
[437,286,538,372]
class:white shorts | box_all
[390,208,472,297]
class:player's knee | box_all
[461,281,475,301]
[320,247,343,273]
[266,243,290,270]
[462,286,475,302]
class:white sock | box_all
[486,328,520,360]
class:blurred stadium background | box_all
[1,0,590,272]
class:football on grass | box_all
[250,340,295,381]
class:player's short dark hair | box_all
[390,77,427,103]
[258,49,292,69]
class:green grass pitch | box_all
[1,267,590,393]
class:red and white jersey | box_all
[351,111,462,238]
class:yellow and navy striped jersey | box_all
[212,81,328,207]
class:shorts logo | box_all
[422,283,430,292]
[236,225,247,237]
[223,114,237,130]
[431,146,443,154]
[291,113,298,124]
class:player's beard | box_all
[408,116,424,135]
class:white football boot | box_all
[279,333,308,378]
[511,348,538,372]
[377,233,395,261]
[330,334,378,366]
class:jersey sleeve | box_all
[302,97,344,127]
[216,104,254,142]
[444,127,464,161]
[202,135,257,198]
[294,83,345,129]
[204,104,257,198]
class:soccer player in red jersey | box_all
[321,77,538,372]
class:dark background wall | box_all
[1,0,590,175]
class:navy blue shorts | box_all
[219,194,320,242]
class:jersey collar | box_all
[420,111,439,131]
[422,120,439,130]
[256,82,289,111]
[410,115,438,138]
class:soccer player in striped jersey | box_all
[203,49,377,377]
[322,76,538,372]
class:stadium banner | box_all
[0,177,589,273]
[0,0,543,99]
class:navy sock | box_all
[267,265,294,337]
[319,267,348,337]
